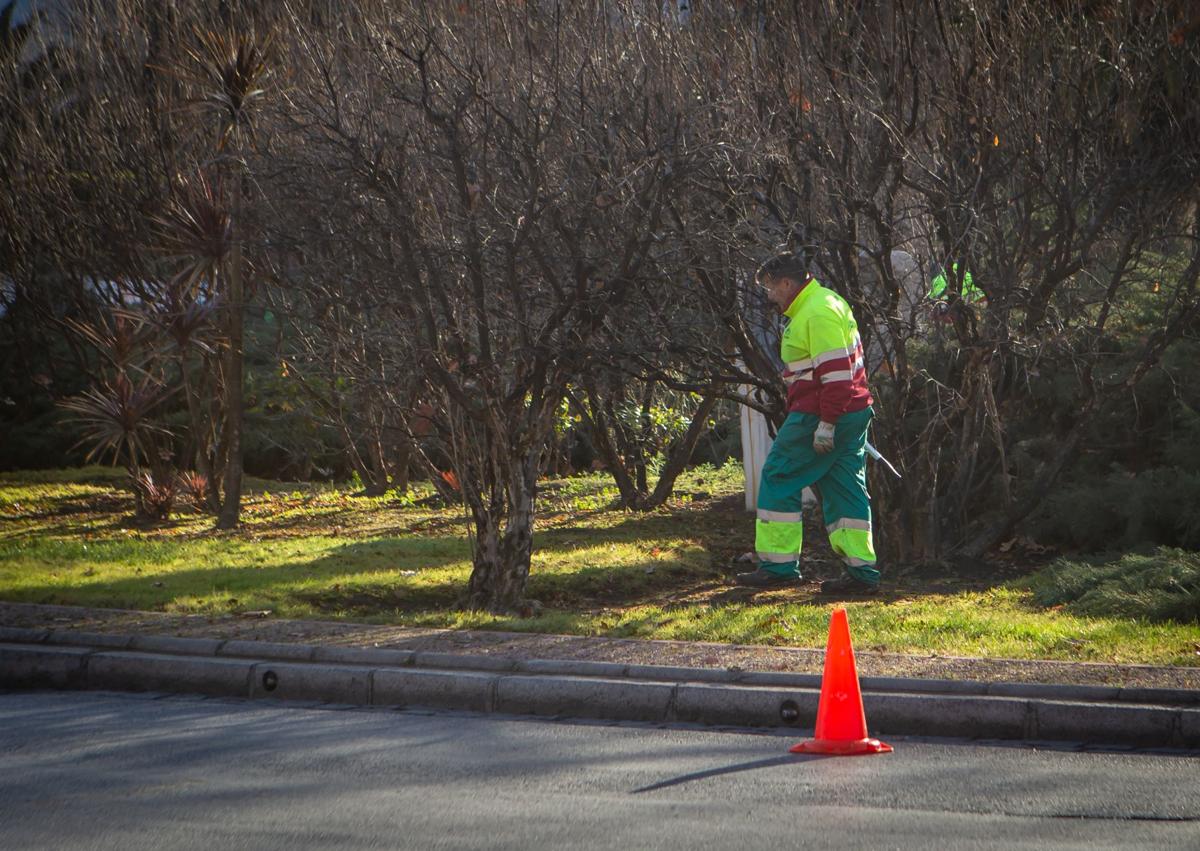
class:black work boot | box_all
[819,574,880,596]
[735,568,800,588]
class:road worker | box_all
[735,252,880,595]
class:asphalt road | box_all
[1,692,1197,850]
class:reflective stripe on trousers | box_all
[754,408,878,583]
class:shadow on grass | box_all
[4,472,1056,622]
[292,542,737,617]
[10,493,130,521]
[6,538,471,614]
[3,495,940,620]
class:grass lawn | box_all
[1,465,1198,666]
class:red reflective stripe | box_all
[814,357,854,378]
[812,342,863,378]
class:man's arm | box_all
[808,314,865,452]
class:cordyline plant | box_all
[59,373,173,516]
[8,0,274,521]
[154,16,276,528]
[167,23,274,152]
[151,171,228,511]
[133,470,178,521]
[63,312,159,376]
[153,170,231,292]
[175,469,211,513]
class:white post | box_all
[740,390,772,512]
[740,394,816,512]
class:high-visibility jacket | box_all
[929,264,985,303]
[779,278,872,423]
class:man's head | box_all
[756,252,811,313]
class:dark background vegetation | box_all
[2,0,1199,612]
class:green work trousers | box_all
[754,408,879,584]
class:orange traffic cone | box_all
[790,607,892,756]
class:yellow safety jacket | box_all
[779,278,872,422]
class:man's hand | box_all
[813,421,836,454]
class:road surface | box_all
[1,691,1197,849]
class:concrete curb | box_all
[2,631,1198,748]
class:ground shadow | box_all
[3,474,1053,620]
[631,754,823,793]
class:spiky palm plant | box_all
[159,24,274,152]
[64,311,160,375]
[176,470,211,513]
[139,244,222,509]
[59,374,173,515]
[153,170,231,295]
[134,470,178,521]
[153,22,274,529]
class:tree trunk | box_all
[634,382,654,494]
[642,393,720,509]
[126,433,145,518]
[363,432,390,496]
[463,453,538,613]
[178,349,218,512]
[392,439,412,493]
[569,388,644,508]
[203,350,225,513]
[217,177,245,530]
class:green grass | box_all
[415,586,1197,665]
[1,464,1199,665]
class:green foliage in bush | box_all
[1033,467,1200,552]
[1164,400,1200,473]
[1029,331,1200,555]
[0,404,88,471]
[1029,548,1200,623]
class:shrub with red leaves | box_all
[134,472,178,521]
[176,471,211,513]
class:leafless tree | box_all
[260,1,757,609]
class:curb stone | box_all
[249,661,370,703]
[87,651,255,697]
[5,602,1200,691]
[2,636,1198,749]
[372,668,497,712]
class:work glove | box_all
[813,421,836,454]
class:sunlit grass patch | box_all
[1,466,1199,666]
[0,531,474,615]
[397,587,1200,666]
